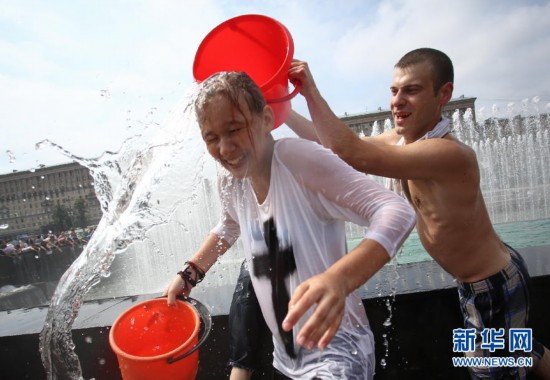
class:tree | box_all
[51,205,73,232]
[73,198,87,228]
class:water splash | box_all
[379,259,400,368]
[5,150,16,164]
[38,86,209,379]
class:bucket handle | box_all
[267,80,302,104]
[164,295,212,364]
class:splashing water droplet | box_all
[5,150,16,163]
[236,282,244,292]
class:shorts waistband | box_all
[457,245,521,294]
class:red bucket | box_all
[109,297,211,380]
[193,14,300,129]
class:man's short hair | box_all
[396,48,454,93]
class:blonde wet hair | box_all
[194,71,266,125]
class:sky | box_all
[1,0,550,175]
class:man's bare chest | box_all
[402,179,438,214]
[403,180,422,209]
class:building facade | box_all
[0,162,102,239]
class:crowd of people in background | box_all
[0,226,96,287]
[0,226,96,258]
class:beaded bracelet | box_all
[185,260,206,281]
[177,260,205,287]
[177,268,197,287]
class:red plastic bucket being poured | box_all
[109,297,211,380]
[193,14,300,129]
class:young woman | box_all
[164,71,415,379]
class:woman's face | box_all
[199,94,273,179]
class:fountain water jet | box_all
[454,105,550,223]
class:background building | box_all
[0,162,102,239]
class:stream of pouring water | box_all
[38,87,208,379]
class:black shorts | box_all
[228,260,272,372]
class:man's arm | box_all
[287,60,475,181]
[287,60,360,154]
[285,110,321,143]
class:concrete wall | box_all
[1,275,548,380]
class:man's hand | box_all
[288,59,319,98]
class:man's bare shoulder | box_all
[416,135,478,179]
[441,134,477,163]
[410,133,475,157]
[362,128,401,145]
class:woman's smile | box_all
[222,153,248,173]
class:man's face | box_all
[199,94,270,179]
[390,61,445,142]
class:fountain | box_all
[453,102,550,224]
[0,96,549,379]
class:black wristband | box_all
[185,261,205,282]
[177,268,197,287]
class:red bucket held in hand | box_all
[109,297,211,380]
[193,14,300,129]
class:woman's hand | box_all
[282,270,347,351]
[163,272,193,305]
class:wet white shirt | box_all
[212,138,415,379]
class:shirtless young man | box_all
[284,48,549,379]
